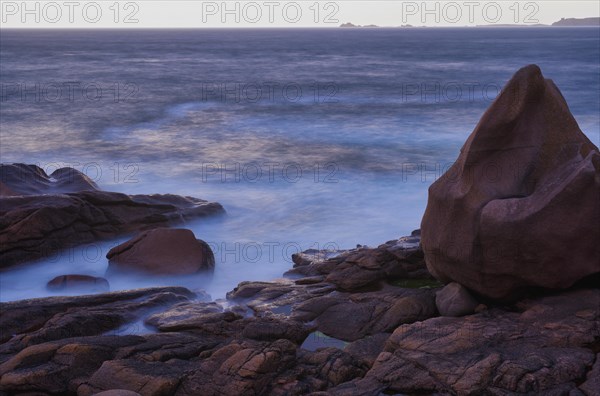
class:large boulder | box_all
[421,65,600,301]
[107,228,215,275]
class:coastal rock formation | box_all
[0,229,598,395]
[0,164,224,268]
[421,64,600,301]
[2,266,598,394]
[226,279,437,342]
[107,228,215,275]
[47,275,110,293]
[337,288,600,395]
[220,234,440,342]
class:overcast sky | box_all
[1,0,599,28]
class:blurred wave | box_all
[1,28,598,301]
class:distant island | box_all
[475,24,547,27]
[552,17,600,26]
[340,17,599,28]
[340,22,391,28]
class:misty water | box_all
[1,28,599,302]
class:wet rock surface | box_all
[0,164,225,268]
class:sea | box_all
[1,27,599,302]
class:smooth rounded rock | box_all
[435,282,479,317]
[106,228,215,275]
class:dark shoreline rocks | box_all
[335,288,599,395]
[0,164,225,268]
[0,234,598,395]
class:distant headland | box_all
[552,17,600,26]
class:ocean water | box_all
[1,28,599,302]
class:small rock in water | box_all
[435,282,479,317]
[106,228,215,275]
[47,274,110,293]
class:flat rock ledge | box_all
[1,233,598,395]
[0,164,225,267]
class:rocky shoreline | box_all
[0,233,598,395]
[1,64,599,395]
